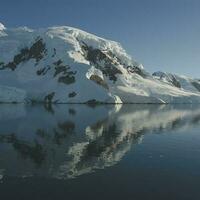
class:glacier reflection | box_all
[0,104,200,180]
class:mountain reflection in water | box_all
[0,104,200,180]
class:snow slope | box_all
[0,22,200,104]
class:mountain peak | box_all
[0,24,200,104]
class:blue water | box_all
[0,104,200,200]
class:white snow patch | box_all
[0,23,6,31]
[86,66,104,80]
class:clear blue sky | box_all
[0,0,200,77]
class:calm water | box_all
[0,104,200,200]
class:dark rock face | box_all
[52,48,56,57]
[53,60,76,85]
[28,37,47,62]
[80,41,147,82]
[68,92,77,98]
[0,37,47,71]
[152,72,181,88]
[58,74,76,85]
[80,41,122,83]
[53,60,64,77]
[90,75,109,90]
[36,66,51,76]
[85,99,102,106]
[191,81,200,92]
[127,66,147,78]
[170,75,181,88]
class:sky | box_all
[0,0,200,77]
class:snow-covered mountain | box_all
[0,22,200,104]
[152,71,200,93]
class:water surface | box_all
[0,104,200,200]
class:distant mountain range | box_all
[0,22,200,103]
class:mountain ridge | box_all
[0,23,200,104]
